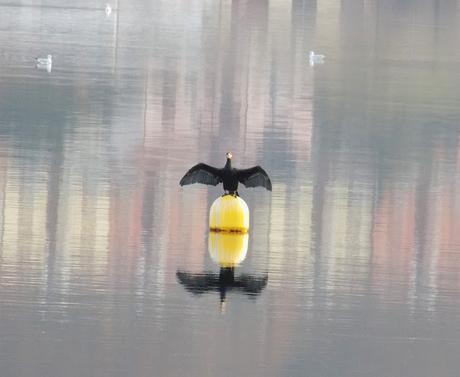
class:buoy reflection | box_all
[208,231,248,267]
[176,231,268,311]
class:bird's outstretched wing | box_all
[180,163,222,186]
[176,271,219,294]
[235,274,268,296]
[237,166,272,191]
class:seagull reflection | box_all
[309,50,325,66]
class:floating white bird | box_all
[35,54,52,72]
[105,3,112,16]
[309,51,325,66]
[35,54,52,66]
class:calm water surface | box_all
[0,1,460,376]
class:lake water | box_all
[0,1,459,376]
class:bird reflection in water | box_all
[176,232,268,312]
[176,267,268,312]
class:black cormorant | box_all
[180,152,272,195]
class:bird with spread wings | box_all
[180,152,271,196]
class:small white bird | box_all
[309,51,325,66]
[105,3,112,16]
[35,54,52,72]
[35,54,52,66]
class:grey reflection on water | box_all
[177,231,268,309]
[177,269,268,306]
[0,0,459,377]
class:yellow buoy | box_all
[209,195,249,233]
[208,231,249,268]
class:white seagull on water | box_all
[105,4,112,16]
[309,51,325,66]
[35,54,52,72]
[35,54,52,66]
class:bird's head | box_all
[226,152,232,160]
